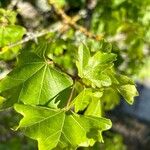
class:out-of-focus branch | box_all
[2,0,102,51]
[7,0,20,10]
[2,12,83,50]
[48,0,104,41]
[86,0,97,10]
[7,30,50,49]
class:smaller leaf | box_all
[85,70,112,88]
[73,88,92,113]
[76,44,117,88]
[72,88,103,117]
[88,51,116,67]
[118,85,138,104]
[85,98,101,117]
[76,44,90,77]
[114,74,139,104]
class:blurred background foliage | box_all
[0,0,150,149]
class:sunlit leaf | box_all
[0,44,73,108]
[14,104,112,150]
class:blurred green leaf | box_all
[114,74,139,104]
[0,25,26,60]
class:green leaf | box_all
[117,84,138,104]
[48,87,72,109]
[114,75,139,104]
[102,88,120,110]
[0,25,26,60]
[14,104,112,150]
[72,88,103,117]
[84,68,112,88]
[73,88,92,113]
[0,9,26,60]
[0,9,17,25]
[87,39,112,53]
[76,46,117,88]
[0,25,26,47]
[137,56,150,78]
[76,44,90,77]
[52,0,66,8]
[0,44,73,108]
[84,98,101,117]
[88,51,117,67]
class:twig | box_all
[54,62,76,79]
[53,61,90,88]
[48,0,104,41]
[7,30,50,49]
[66,86,75,109]
[0,23,63,50]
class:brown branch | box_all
[48,0,104,41]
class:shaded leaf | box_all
[72,88,103,117]
[84,98,101,117]
[102,88,120,110]
[73,88,92,113]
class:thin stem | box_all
[54,62,90,88]
[66,86,75,109]
[54,62,77,80]
[7,30,50,49]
